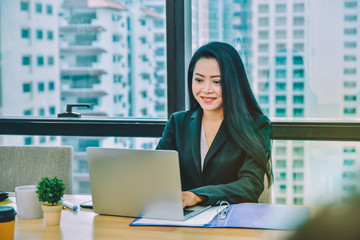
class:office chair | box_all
[258,175,272,203]
[0,146,73,194]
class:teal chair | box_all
[0,146,73,194]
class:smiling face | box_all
[191,58,223,116]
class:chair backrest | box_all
[0,146,73,194]
[258,175,272,203]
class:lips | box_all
[201,96,216,103]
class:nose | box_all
[202,81,213,93]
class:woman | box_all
[157,42,272,207]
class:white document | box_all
[132,206,220,226]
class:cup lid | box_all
[0,206,17,222]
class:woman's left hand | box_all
[182,191,206,208]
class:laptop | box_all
[86,147,210,221]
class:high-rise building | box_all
[143,0,167,117]
[0,0,61,146]
[59,0,129,193]
[60,0,128,117]
[59,0,167,193]
[339,0,360,198]
[251,0,311,205]
[306,0,360,202]
[242,0,359,204]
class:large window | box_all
[0,0,167,118]
[1,0,360,204]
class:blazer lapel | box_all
[203,121,230,170]
[189,109,202,175]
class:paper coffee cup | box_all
[0,206,17,240]
[15,185,43,219]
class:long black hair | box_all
[188,42,272,186]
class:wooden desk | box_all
[12,195,293,240]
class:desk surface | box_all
[11,195,293,240]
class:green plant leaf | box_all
[36,176,66,205]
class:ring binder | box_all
[216,200,230,220]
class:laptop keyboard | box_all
[183,209,195,216]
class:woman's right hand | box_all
[182,191,206,208]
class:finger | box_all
[182,192,190,208]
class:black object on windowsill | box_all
[57,104,91,118]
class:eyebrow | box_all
[194,73,221,78]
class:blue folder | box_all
[204,204,310,230]
[130,204,310,230]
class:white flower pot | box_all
[41,203,63,225]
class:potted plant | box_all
[36,176,66,225]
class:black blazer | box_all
[156,109,271,205]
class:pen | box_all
[62,200,78,211]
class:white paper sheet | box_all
[132,206,220,226]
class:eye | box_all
[194,78,203,83]
[213,80,221,85]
